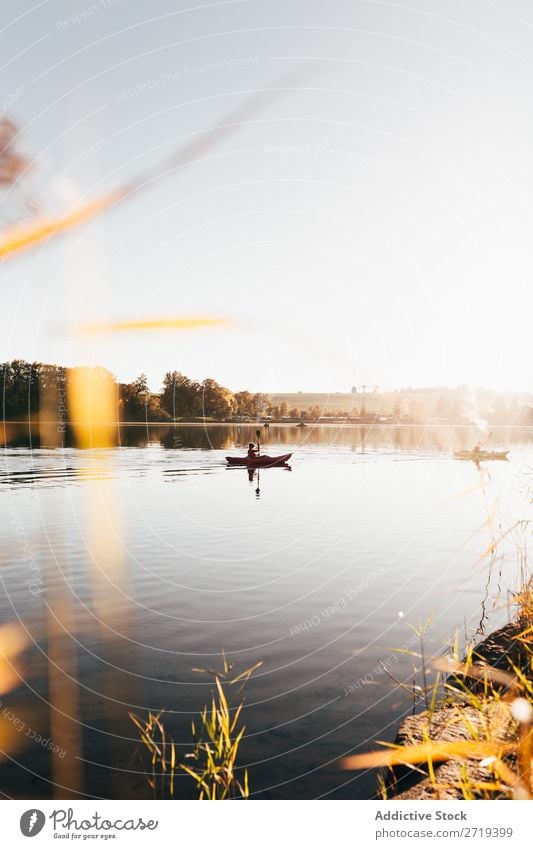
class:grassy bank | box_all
[341,580,533,800]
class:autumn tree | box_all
[200,379,234,420]
[161,371,194,419]
[120,374,150,421]
[234,391,255,418]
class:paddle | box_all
[256,428,261,455]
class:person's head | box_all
[248,442,254,449]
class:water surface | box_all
[0,425,530,799]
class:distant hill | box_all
[267,389,533,423]
[268,392,384,413]
[269,392,389,413]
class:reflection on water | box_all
[2,419,527,452]
[0,425,531,799]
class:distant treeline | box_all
[0,360,271,423]
[1,360,532,425]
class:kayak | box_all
[454,450,509,461]
[226,453,292,467]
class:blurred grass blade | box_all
[340,740,513,770]
[77,317,229,335]
[0,69,306,262]
[0,190,124,259]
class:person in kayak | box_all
[247,442,259,458]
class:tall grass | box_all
[341,581,533,799]
[130,656,261,800]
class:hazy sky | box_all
[1,0,532,392]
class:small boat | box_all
[297,422,307,428]
[226,453,292,467]
[454,450,509,461]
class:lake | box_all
[0,424,531,799]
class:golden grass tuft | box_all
[130,656,261,800]
[341,583,533,800]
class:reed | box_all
[130,655,261,800]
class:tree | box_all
[200,379,234,420]
[120,374,150,421]
[234,391,255,418]
[1,359,40,418]
[161,371,193,419]
[279,401,289,418]
[146,393,167,420]
[253,393,270,418]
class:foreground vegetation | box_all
[130,657,260,800]
[342,581,533,800]
[127,575,532,801]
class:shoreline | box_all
[2,420,531,429]
[388,614,532,800]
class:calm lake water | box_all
[0,424,531,799]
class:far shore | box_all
[3,420,531,428]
